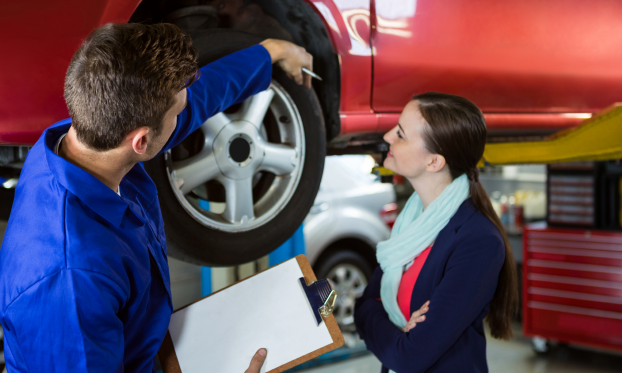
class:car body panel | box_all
[305,0,373,115]
[371,0,622,133]
[2,0,621,144]
[0,0,141,145]
[304,156,394,265]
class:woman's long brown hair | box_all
[414,92,518,340]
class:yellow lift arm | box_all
[479,104,622,167]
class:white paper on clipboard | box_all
[167,258,334,373]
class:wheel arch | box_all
[252,0,341,141]
[311,236,378,275]
[129,0,342,141]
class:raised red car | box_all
[1,0,620,265]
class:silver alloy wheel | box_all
[165,80,305,232]
[327,264,368,328]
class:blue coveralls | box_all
[0,44,272,372]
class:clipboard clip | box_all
[299,278,337,325]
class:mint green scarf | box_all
[376,174,470,329]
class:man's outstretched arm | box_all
[163,39,313,153]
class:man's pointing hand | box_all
[260,39,314,89]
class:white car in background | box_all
[305,155,396,331]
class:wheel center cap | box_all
[213,120,262,180]
[229,137,251,162]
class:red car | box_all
[1,0,621,265]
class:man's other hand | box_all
[245,348,267,373]
[260,39,313,89]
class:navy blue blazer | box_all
[354,198,505,373]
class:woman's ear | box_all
[426,153,447,173]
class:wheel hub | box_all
[213,120,261,180]
[229,137,251,162]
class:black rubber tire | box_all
[145,30,326,266]
[314,249,374,286]
[531,338,551,355]
[0,324,4,372]
[314,249,373,331]
[0,187,15,221]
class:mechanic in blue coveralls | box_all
[0,23,313,372]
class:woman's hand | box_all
[402,300,430,332]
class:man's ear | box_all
[128,127,150,155]
[426,153,446,173]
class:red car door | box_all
[371,0,622,134]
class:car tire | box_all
[531,337,550,355]
[315,249,374,331]
[144,30,326,266]
[0,325,4,372]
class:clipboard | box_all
[158,255,344,373]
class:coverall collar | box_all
[44,120,130,227]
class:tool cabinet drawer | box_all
[523,225,622,351]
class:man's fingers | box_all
[245,349,267,373]
[287,69,303,85]
[280,44,314,88]
[304,73,312,89]
[304,54,313,89]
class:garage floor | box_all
[301,324,622,373]
[1,220,622,372]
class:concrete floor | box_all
[303,334,622,373]
[302,324,622,373]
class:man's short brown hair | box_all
[64,23,198,151]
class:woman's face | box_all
[383,101,437,179]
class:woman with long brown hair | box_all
[354,92,518,372]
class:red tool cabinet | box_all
[523,223,622,352]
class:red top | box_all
[397,245,432,320]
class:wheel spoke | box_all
[335,267,348,284]
[201,112,231,138]
[241,90,275,128]
[336,304,348,320]
[342,315,354,326]
[344,277,355,290]
[346,271,364,289]
[173,153,221,195]
[260,143,297,175]
[352,284,367,298]
[222,177,255,224]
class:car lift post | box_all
[200,219,305,296]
